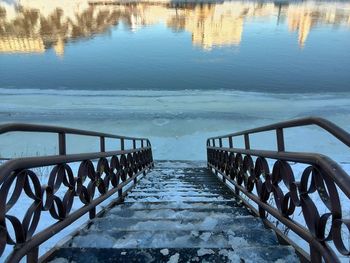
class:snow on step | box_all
[48,161,299,263]
[87,216,263,232]
[49,247,298,263]
[107,208,250,219]
[71,228,280,249]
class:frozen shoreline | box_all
[0,88,349,162]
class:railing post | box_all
[276,128,285,152]
[133,139,136,149]
[141,140,144,148]
[118,188,123,201]
[58,132,66,155]
[27,246,38,263]
[219,138,223,147]
[212,139,216,147]
[244,134,250,150]
[310,244,322,263]
[229,136,233,148]
[120,138,125,151]
[100,136,105,152]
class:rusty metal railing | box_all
[207,117,350,263]
[0,123,153,263]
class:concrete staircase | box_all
[48,161,299,263]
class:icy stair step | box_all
[82,216,267,233]
[103,200,248,211]
[70,228,280,249]
[106,207,251,218]
[50,247,298,263]
[47,161,299,263]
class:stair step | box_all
[49,247,299,263]
[154,161,206,168]
[143,175,218,180]
[133,185,229,191]
[87,216,262,232]
[133,181,227,189]
[107,207,250,218]
[69,228,279,249]
[124,196,234,202]
[127,193,222,197]
[131,189,233,194]
[107,201,246,210]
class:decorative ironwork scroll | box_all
[207,117,350,263]
[0,123,153,263]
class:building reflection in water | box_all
[0,0,350,55]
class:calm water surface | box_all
[1,0,350,92]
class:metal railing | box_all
[0,123,153,263]
[206,117,350,263]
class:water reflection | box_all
[0,0,350,55]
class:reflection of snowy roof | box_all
[1,1,349,54]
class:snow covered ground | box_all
[0,88,349,162]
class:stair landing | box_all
[47,161,299,263]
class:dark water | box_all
[0,0,350,93]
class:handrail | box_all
[0,123,148,141]
[207,116,350,149]
[206,117,350,263]
[0,123,151,156]
[0,124,154,263]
